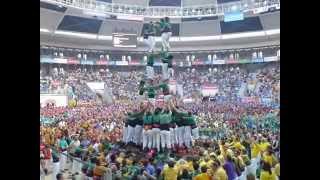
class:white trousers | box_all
[72,157,81,174]
[52,162,60,180]
[170,127,177,146]
[142,129,153,150]
[134,125,143,145]
[144,36,156,52]
[176,126,185,147]
[162,63,169,80]
[191,127,199,140]
[184,126,192,148]
[161,32,172,51]
[126,125,135,143]
[151,128,161,151]
[160,130,171,149]
[60,151,67,170]
[146,66,155,79]
[168,67,174,78]
[122,126,128,143]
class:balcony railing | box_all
[41,0,280,18]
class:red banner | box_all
[129,60,141,65]
[192,59,204,65]
[226,59,238,64]
[96,60,108,65]
[67,58,80,64]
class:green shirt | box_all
[144,86,156,98]
[152,113,161,124]
[184,116,196,126]
[158,83,169,95]
[143,114,153,125]
[147,54,156,66]
[160,112,172,125]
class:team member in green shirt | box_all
[142,110,153,151]
[151,107,162,152]
[182,112,196,148]
[160,50,174,81]
[146,53,156,80]
[143,21,157,53]
[159,106,172,151]
[158,80,171,103]
[160,17,172,52]
[170,101,189,148]
[131,105,147,146]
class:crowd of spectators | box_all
[40,61,280,180]
[40,62,279,104]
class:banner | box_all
[241,97,259,103]
[212,60,225,64]
[192,60,204,65]
[128,60,141,65]
[201,84,219,97]
[115,61,128,66]
[67,58,80,64]
[226,59,238,64]
[251,58,264,63]
[263,56,278,62]
[80,60,94,65]
[108,61,116,65]
[41,58,55,63]
[238,59,250,64]
[96,60,108,65]
[205,60,212,65]
[53,58,68,64]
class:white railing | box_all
[41,0,280,18]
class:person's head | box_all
[262,161,272,174]
[56,173,64,180]
[164,17,169,22]
[200,166,208,173]
[211,161,220,171]
[168,160,175,168]
[193,162,200,171]
[182,169,189,176]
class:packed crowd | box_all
[40,97,279,180]
[40,62,279,104]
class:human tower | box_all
[122,17,199,153]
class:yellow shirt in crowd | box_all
[263,153,278,167]
[260,170,277,180]
[259,142,271,152]
[251,143,261,158]
[194,173,212,180]
[213,167,228,180]
[162,167,178,180]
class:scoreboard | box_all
[112,33,137,48]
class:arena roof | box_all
[40,1,279,51]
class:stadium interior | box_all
[40,0,280,180]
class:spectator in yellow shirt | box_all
[262,148,278,167]
[211,161,227,180]
[260,161,277,180]
[194,166,212,180]
[162,160,178,180]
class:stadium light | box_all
[54,31,98,39]
[265,29,280,35]
[40,28,50,33]
[221,31,265,39]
